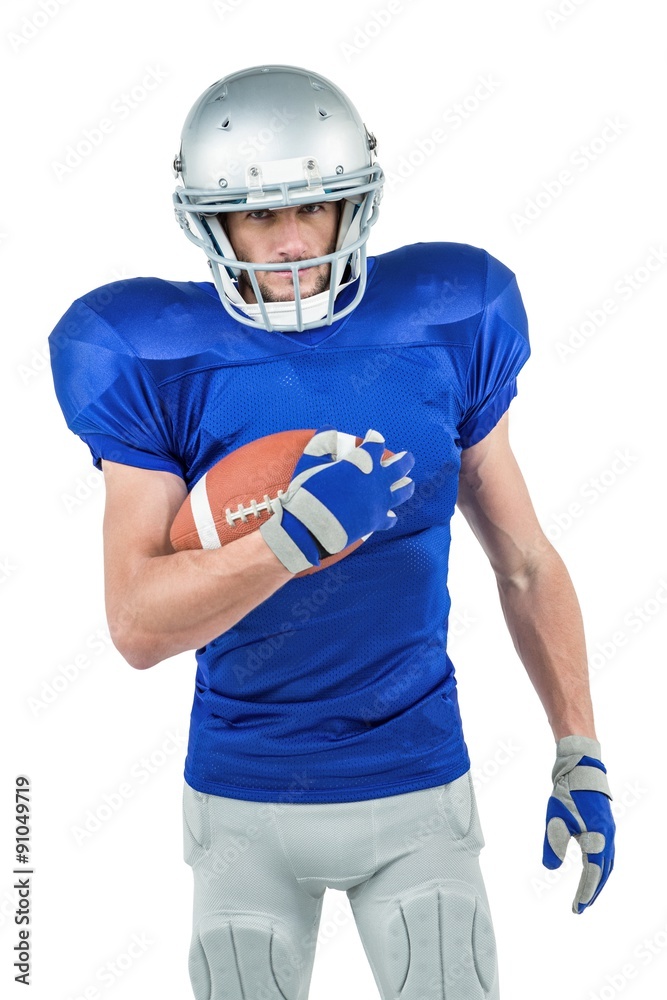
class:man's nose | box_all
[273,211,308,260]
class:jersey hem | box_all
[459,378,518,449]
[81,432,184,478]
[183,755,471,804]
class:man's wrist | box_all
[556,734,602,759]
[553,721,597,743]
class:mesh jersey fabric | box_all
[49,242,530,804]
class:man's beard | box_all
[237,241,338,304]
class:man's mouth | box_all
[271,265,317,279]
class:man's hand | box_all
[542,735,616,914]
[260,424,415,574]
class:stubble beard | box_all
[237,240,338,304]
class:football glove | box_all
[260,424,415,574]
[542,734,615,914]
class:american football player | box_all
[49,65,615,1000]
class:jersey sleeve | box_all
[457,252,530,449]
[49,297,183,477]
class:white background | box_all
[2,1,666,998]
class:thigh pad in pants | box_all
[382,879,497,1000]
[189,910,304,1000]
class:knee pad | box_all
[383,881,497,1000]
[189,911,305,1000]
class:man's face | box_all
[223,201,341,304]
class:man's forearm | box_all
[107,530,293,669]
[495,545,597,741]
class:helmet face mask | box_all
[173,65,384,333]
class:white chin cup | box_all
[237,279,356,330]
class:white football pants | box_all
[183,770,499,1000]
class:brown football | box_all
[169,428,394,577]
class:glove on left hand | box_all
[542,735,615,914]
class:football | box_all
[169,428,394,577]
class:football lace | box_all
[225,490,286,526]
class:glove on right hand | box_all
[260,425,415,574]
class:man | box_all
[49,65,615,1000]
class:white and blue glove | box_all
[542,735,615,914]
[260,425,415,574]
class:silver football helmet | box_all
[173,65,384,333]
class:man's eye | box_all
[248,210,270,220]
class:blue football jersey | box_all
[49,243,530,803]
